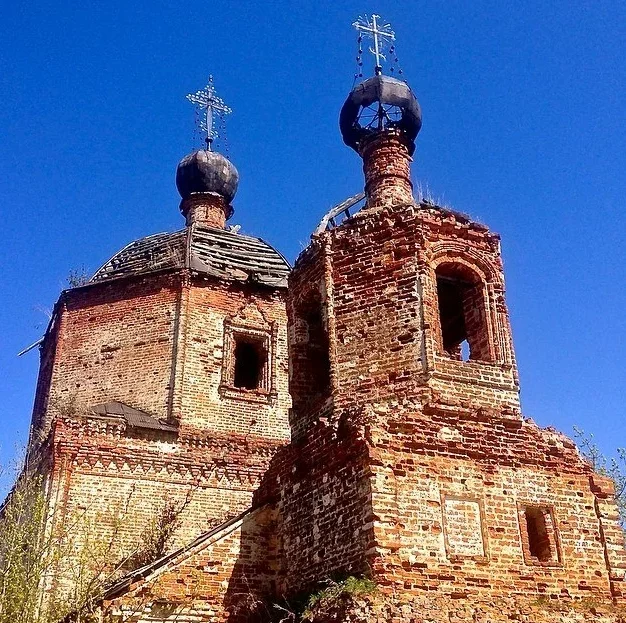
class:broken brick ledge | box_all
[301,591,626,623]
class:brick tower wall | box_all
[32,273,181,439]
[261,421,374,597]
[283,163,625,605]
[43,417,278,572]
[33,270,291,440]
[287,243,333,441]
[324,203,520,416]
[366,401,626,601]
[32,268,292,603]
[175,279,291,440]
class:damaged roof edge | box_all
[89,226,290,288]
[91,401,178,433]
[100,505,257,602]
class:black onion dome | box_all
[339,75,422,155]
[176,150,239,203]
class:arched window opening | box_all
[525,507,552,562]
[305,308,331,396]
[435,263,492,362]
[233,337,267,390]
[290,291,331,410]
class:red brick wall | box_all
[37,273,180,436]
[366,402,626,600]
[175,280,290,441]
[30,312,60,443]
[287,244,333,441]
[360,130,414,208]
[101,505,279,623]
[46,415,279,549]
[283,160,625,608]
[315,201,520,416]
[31,268,291,606]
[34,271,291,442]
[265,419,374,596]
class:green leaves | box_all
[573,426,626,528]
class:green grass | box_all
[301,576,377,620]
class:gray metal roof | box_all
[90,225,290,288]
[91,401,178,433]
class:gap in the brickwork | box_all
[525,507,552,562]
[234,337,267,390]
[436,264,492,362]
[306,308,331,396]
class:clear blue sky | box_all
[1,1,624,471]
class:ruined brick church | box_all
[24,21,626,623]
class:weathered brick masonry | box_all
[29,221,292,601]
[19,68,626,623]
[252,127,626,619]
[35,270,290,441]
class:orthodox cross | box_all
[353,14,395,76]
[186,76,232,150]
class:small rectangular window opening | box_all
[525,507,552,562]
[305,309,330,396]
[233,336,267,390]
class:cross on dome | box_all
[341,13,421,157]
[353,14,396,76]
[186,76,232,150]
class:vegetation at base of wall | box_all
[250,576,378,623]
[0,447,193,623]
[0,467,49,623]
[573,426,626,528]
[300,576,378,621]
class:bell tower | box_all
[289,38,519,446]
[280,14,625,606]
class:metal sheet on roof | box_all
[90,225,289,288]
[91,401,178,432]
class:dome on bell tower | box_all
[339,74,422,156]
[339,15,422,156]
[338,14,422,207]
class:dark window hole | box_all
[233,338,267,390]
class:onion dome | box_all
[175,150,239,204]
[87,75,290,290]
[339,75,422,156]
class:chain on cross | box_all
[353,14,395,76]
[186,76,232,150]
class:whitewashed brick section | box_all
[443,497,485,557]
